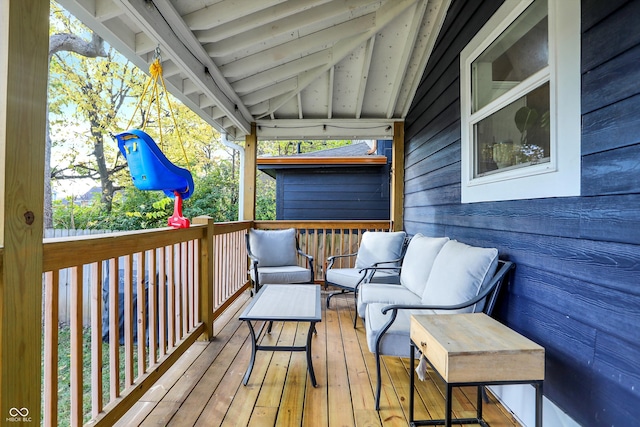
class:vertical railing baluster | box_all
[158,247,167,358]
[167,245,176,348]
[90,261,103,417]
[70,266,83,426]
[181,242,188,337]
[108,258,119,401]
[43,271,59,427]
[148,249,157,365]
[124,254,134,387]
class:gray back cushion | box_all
[421,240,499,312]
[400,234,449,296]
[248,228,298,267]
[354,231,407,269]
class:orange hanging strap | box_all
[122,48,191,170]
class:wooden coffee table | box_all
[239,284,321,387]
[409,313,545,427]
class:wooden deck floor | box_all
[117,289,521,427]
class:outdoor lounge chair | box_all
[245,228,314,294]
[324,231,407,312]
[358,236,514,409]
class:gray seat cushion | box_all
[250,265,311,285]
[365,302,436,357]
[357,282,421,318]
[326,267,401,291]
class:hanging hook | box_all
[154,45,162,62]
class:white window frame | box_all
[460,0,580,203]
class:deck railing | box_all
[40,219,390,426]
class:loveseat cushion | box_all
[354,231,407,269]
[399,234,449,296]
[365,302,436,357]
[248,228,298,267]
[327,267,401,291]
[357,282,422,318]
[421,240,498,312]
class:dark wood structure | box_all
[258,141,392,220]
[404,1,640,425]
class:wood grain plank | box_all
[325,297,355,427]
[302,311,328,427]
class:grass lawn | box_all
[46,325,141,425]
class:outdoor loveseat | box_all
[356,234,515,409]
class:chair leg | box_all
[326,289,350,309]
[375,349,382,410]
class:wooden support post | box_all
[193,216,215,339]
[391,121,405,231]
[243,123,257,221]
[0,0,49,422]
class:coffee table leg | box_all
[243,320,257,386]
[306,321,318,387]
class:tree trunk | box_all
[44,31,106,229]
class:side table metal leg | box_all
[243,320,257,386]
[410,342,415,425]
[477,385,483,421]
[445,383,452,427]
[535,382,543,427]
[306,321,318,387]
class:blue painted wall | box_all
[272,140,392,220]
[403,0,640,425]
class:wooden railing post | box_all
[193,216,215,339]
[391,121,405,231]
[1,0,49,422]
[243,123,257,221]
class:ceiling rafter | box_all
[193,0,336,43]
[203,0,382,58]
[232,50,332,94]
[259,0,420,119]
[183,0,287,31]
[385,1,427,118]
[149,0,253,129]
[218,13,376,79]
[400,0,452,116]
[328,66,335,119]
[356,36,376,119]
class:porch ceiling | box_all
[56,0,450,141]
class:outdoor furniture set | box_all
[242,228,538,423]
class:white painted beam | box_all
[356,36,376,119]
[255,118,397,140]
[193,0,336,43]
[386,1,425,118]
[204,0,381,57]
[259,0,419,118]
[400,0,451,116]
[183,0,286,31]
[218,13,376,79]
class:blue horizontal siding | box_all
[275,167,390,220]
[403,0,640,424]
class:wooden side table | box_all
[409,313,545,427]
